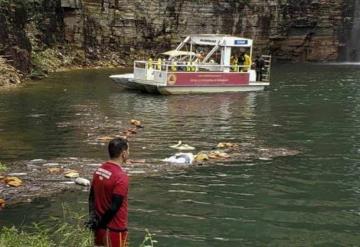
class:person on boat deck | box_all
[147,57,153,69]
[196,51,205,62]
[156,58,162,71]
[186,60,196,72]
[88,137,130,247]
[162,58,166,70]
[230,56,238,72]
[242,52,252,72]
[238,52,246,71]
[171,59,177,72]
[254,55,265,81]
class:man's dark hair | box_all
[108,138,128,159]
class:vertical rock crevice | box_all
[0,0,356,85]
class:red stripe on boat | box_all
[167,72,250,87]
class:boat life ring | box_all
[167,73,177,86]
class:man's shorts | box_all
[95,229,128,247]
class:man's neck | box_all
[109,159,123,166]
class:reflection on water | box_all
[1,65,360,245]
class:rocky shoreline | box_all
[0,57,22,88]
[0,142,300,208]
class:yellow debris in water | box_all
[195,153,209,162]
[97,136,113,142]
[208,151,230,159]
[64,170,80,178]
[0,199,5,208]
[4,177,23,187]
[217,142,238,148]
[48,167,62,174]
[169,141,195,150]
[130,119,142,127]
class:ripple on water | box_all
[1,66,360,245]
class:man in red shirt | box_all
[88,137,129,247]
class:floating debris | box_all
[85,163,101,167]
[27,114,46,118]
[31,159,46,163]
[61,181,75,185]
[0,199,5,208]
[217,142,238,148]
[170,141,195,151]
[0,141,300,206]
[130,119,143,128]
[127,159,146,164]
[194,153,209,162]
[163,153,194,164]
[43,163,60,167]
[208,151,230,159]
[47,167,62,174]
[128,170,146,175]
[75,177,90,186]
[7,173,27,176]
[96,136,113,142]
[64,170,79,178]
[4,177,23,187]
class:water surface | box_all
[1,64,360,246]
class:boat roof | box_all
[162,50,196,57]
[186,34,253,47]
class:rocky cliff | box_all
[0,0,356,85]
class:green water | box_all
[1,64,360,246]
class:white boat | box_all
[110,34,271,95]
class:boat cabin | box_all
[110,34,271,94]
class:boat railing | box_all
[134,59,271,84]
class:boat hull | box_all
[109,74,143,90]
[157,83,268,95]
[110,73,269,95]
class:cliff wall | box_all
[0,0,355,85]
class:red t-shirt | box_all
[92,161,129,231]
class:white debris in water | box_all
[61,181,75,184]
[27,114,46,118]
[31,159,46,163]
[86,163,101,167]
[259,157,272,161]
[163,153,194,164]
[7,173,27,176]
[128,170,146,174]
[75,177,90,186]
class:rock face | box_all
[61,0,352,62]
[0,0,356,84]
